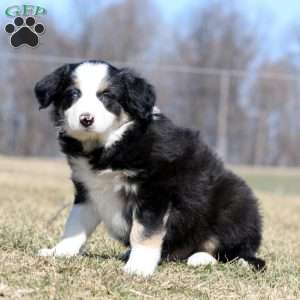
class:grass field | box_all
[0,156,299,299]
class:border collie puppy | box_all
[35,60,265,276]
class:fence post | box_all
[217,71,230,161]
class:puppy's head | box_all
[35,61,156,142]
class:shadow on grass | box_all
[83,250,130,262]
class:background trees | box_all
[0,0,299,166]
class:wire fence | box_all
[0,52,299,166]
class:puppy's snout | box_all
[79,113,95,128]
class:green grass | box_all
[235,166,300,196]
[0,156,300,299]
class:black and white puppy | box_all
[35,60,265,276]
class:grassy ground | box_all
[0,156,299,299]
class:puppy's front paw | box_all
[122,246,160,277]
[38,248,56,257]
[123,259,156,277]
[38,246,80,257]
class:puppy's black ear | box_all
[34,64,71,110]
[119,68,156,121]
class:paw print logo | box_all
[5,16,45,48]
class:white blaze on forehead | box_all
[65,62,116,137]
[73,62,109,93]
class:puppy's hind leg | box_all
[38,202,100,257]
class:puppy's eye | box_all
[65,88,80,100]
[97,91,115,100]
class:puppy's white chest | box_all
[70,157,132,241]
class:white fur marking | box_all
[38,203,100,257]
[123,245,161,277]
[152,106,161,120]
[187,252,217,266]
[105,121,134,148]
[65,63,117,137]
[38,156,137,257]
[152,106,160,114]
[71,157,129,241]
[123,182,138,194]
[238,258,251,269]
[124,210,169,276]
[74,62,108,92]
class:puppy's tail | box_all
[240,256,266,271]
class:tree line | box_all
[0,0,299,166]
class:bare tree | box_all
[75,0,160,61]
[248,59,299,165]
[168,1,260,161]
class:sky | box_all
[157,0,300,24]
[1,0,300,57]
[156,0,300,56]
[2,0,300,31]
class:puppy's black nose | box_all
[79,113,94,128]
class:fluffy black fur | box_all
[35,60,265,271]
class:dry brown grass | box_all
[0,155,299,299]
